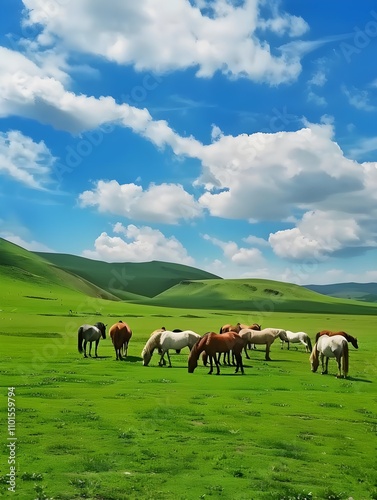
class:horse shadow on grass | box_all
[114,355,142,363]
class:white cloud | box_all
[307,91,327,107]
[269,210,372,261]
[20,0,309,84]
[203,233,266,267]
[0,130,55,189]
[342,85,376,112]
[78,180,202,224]
[82,223,195,265]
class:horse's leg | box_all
[321,354,328,375]
[208,355,213,375]
[83,340,88,358]
[234,353,244,374]
[244,345,250,359]
[265,343,272,361]
[95,339,99,358]
[158,350,166,366]
[166,350,172,367]
[214,355,221,375]
[336,356,342,378]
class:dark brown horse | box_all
[188,332,246,375]
[315,330,358,349]
[109,321,133,360]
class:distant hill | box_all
[147,278,377,314]
[2,238,377,314]
[34,252,221,298]
[0,238,119,300]
[304,282,377,303]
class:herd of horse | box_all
[77,320,358,378]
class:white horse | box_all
[141,330,201,367]
[281,330,312,353]
[238,328,288,361]
[310,335,349,378]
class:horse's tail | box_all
[342,340,349,377]
[306,335,313,353]
[315,331,321,343]
[78,327,84,353]
[219,326,223,334]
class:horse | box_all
[188,332,245,375]
[77,322,106,358]
[310,335,349,378]
[153,327,183,354]
[219,322,261,334]
[109,321,132,360]
[238,328,288,361]
[315,330,358,349]
[281,331,312,353]
[219,323,261,364]
[141,330,201,367]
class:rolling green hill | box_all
[147,278,377,314]
[34,251,221,298]
[0,238,119,301]
[2,238,377,314]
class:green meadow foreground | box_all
[0,290,376,500]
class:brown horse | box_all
[315,330,358,349]
[188,332,246,375]
[109,321,133,360]
[219,323,261,364]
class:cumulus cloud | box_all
[203,234,266,267]
[20,0,309,84]
[269,210,374,261]
[78,180,202,224]
[82,223,195,265]
[0,130,55,189]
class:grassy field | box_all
[0,284,376,500]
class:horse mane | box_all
[143,331,163,353]
[310,343,319,372]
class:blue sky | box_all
[1,0,377,284]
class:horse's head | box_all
[95,322,106,339]
[188,344,199,373]
[309,346,319,372]
[141,347,153,366]
[278,329,289,342]
[351,337,359,349]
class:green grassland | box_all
[1,239,377,499]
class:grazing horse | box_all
[315,330,358,349]
[219,323,261,364]
[188,332,245,375]
[281,331,312,353]
[310,335,349,378]
[238,328,288,361]
[109,321,132,360]
[141,330,201,367]
[78,322,106,358]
